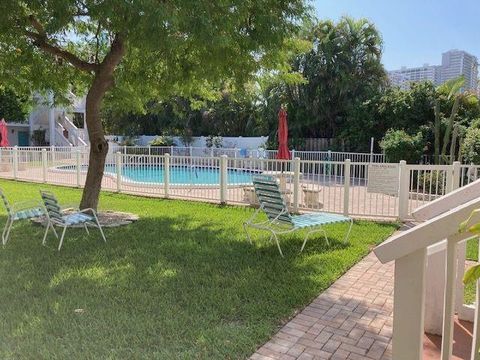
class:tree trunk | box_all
[79,35,125,210]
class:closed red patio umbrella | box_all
[0,119,9,147]
[276,107,290,160]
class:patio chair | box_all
[243,175,353,257]
[40,190,106,251]
[0,189,45,245]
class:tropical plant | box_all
[461,127,480,164]
[462,210,480,285]
[380,129,425,163]
[262,16,386,141]
[149,136,174,147]
[0,0,309,210]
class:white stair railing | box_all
[54,123,73,147]
[374,179,480,360]
[58,114,88,146]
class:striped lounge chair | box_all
[0,189,45,245]
[243,175,353,256]
[40,190,106,251]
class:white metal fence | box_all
[1,146,478,219]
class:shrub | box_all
[150,135,174,147]
[380,129,425,163]
[205,135,223,148]
[461,127,480,164]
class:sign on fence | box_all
[367,163,399,195]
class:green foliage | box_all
[0,1,310,113]
[461,127,480,164]
[380,129,425,163]
[0,88,28,123]
[149,135,174,147]
[262,16,386,141]
[461,209,480,285]
[205,135,223,148]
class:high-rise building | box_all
[388,49,478,92]
[440,50,478,92]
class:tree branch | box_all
[25,15,98,73]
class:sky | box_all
[313,0,480,71]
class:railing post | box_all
[148,145,151,156]
[293,157,300,212]
[41,148,47,183]
[76,149,81,187]
[115,152,122,192]
[343,159,351,216]
[441,237,458,359]
[220,155,228,204]
[398,160,409,221]
[13,146,18,180]
[451,161,461,192]
[164,153,170,198]
[50,145,55,163]
[392,248,427,360]
[170,145,174,156]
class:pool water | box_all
[103,165,256,185]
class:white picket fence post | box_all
[115,152,122,192]
[220,155,228,204]
[451,161,461,192]
[76,149,81,187]
[293,157,300,212]
[13,146,18,180]
[164,153,170,198]
[41,148,47,183]
[343,159,351,216]
[398,160,409,221]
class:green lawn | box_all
[465,239,479,304]
[0,179,397,359]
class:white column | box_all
[343,159,351,216]
[220,155,228,204]
[48,95,56,146]
[293,157,300,212]
[115,152,122,192]
[392,248,427,360]
[164,153,170,198]
[41,149,47,183]
[398,160,409,221]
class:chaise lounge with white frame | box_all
[40,190,106,251]
[243,175,353,256]
[0,189,45,245]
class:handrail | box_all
[374,195,480,263]
[413,177,480,221]
[59,115,88,146]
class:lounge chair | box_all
[243,175,352,256]
[40,190,106,251]
[0,189,45,245]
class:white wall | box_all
[6,124,30,146]
[106,135,269,149]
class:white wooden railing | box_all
[374,179,480,360]
[57,115,88,146]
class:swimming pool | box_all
[57,164,258,185]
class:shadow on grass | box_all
[0,213,394,359]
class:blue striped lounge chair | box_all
[243,175,353,256]
[40,190,106,251]
[0,189,45,245]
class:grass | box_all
[0,179,397,359]
[464,239,479,304]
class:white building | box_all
[388,49,479,92]
[7,92,88,147]
[440,49,478,92]
[388,64,441,89]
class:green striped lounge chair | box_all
[40,190,106,251]
[243,175,353,256]
[0,189,45,245]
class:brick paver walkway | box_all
[251,252,394,360]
